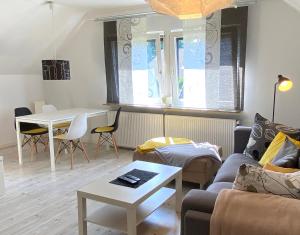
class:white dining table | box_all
[15,108,108,171]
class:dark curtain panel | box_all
[221,7,248,111]
[220,27,239,109]
[104,21,119,104]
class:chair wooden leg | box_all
[80,140,90,163]
[30,138,35,161]
[111,133,119,158]
[95,134,101,153]
[70,141,74,170]
[43,136,49,152]
[56,140,63,162]
[34,137,38,154]
[22,137,27,148]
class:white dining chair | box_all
[42,104,70,131]
[42,104,57,113]
[34,100,46,114]
[54,113,89,169]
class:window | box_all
[176,37,184,100]
[104,7,248,112]
[171,33,208,108]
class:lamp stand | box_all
[272,82,278,123]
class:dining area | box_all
[14,105,121,171]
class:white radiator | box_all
[165,115,237,157]
[108,111,164,148]
[108,111,236,157]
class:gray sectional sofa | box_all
[181,126,260,235]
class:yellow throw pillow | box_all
[263,163,300,173]
[259,132,300,166]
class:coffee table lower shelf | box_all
[85,187,175,232]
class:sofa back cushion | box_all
[213,154,259,183]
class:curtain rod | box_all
[91,11,156,22]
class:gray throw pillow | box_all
[272,137,300,168]
[244,113,300,161]
[233,164,300,199]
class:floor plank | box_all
[0,144,188,235]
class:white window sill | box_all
[105,103,242,115]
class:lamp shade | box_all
[146,0,235,19]
[42,60,71,80]
[278,75,293,92]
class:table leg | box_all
[48,122,55,172]
[127,207,137,235]
[78,193,87,235]
[16,120,23,165]
[175,172,182,213]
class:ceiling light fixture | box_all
[146,0,235,20]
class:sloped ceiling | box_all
[284,0,300,11]
[0,1,88,74]
[0,0,147,75]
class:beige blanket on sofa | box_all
[210,189,300,235]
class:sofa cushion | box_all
[213,154,260,183]
[207,182,233,194]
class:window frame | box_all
[169,31,184,106]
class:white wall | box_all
[243,0,300,127]
[43,21,107,109]
[0,75,44,147]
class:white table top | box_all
[78,161,182,207]
[16,108,108,124]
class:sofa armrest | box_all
[181,190,218,235]
[234,126,252,153]
[184,210,211,235]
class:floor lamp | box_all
[272,75,293,122]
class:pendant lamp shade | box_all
[42,1,71,80]
[42,60,71,80]
[146,0,235,19]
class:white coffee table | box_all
[77,160,182,235]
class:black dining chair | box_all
[14,107,48,157]
[91,107,121,157]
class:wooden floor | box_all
[0,143,189,235]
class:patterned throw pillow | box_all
[272,137,300,168]
[233,164,300,199]
[244,113,300,161]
